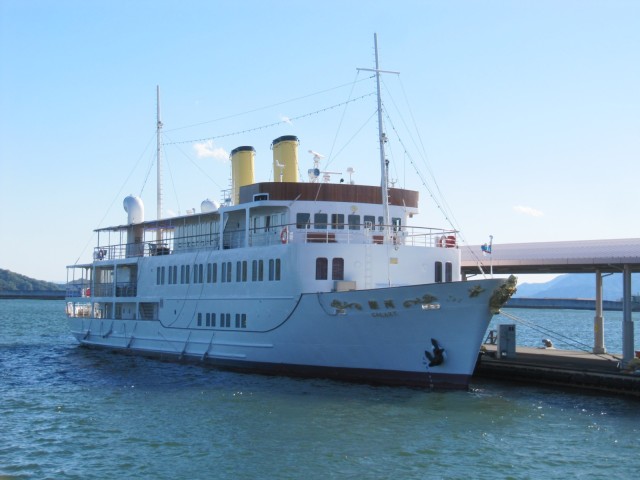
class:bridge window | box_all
[297,213,310,229]
[348,214,360,230]
[392,217,402,231]
[331,214,345,229]
[435,261,443,283]
[314,213,328,229]
[316,257,328,280]
[364,215,375,230]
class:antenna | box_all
[357,33,399,239]
[156,85,163,242]
[275,159,285,182]
[308,150,325,183]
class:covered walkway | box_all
[460,238,640,365]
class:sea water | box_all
[1,299,639,479]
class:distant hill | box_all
[0,269,64,292]
[515,273,640,301]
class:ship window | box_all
[331,213,345,230]
[161,267,165,285]
[241,313,247,328]
[445,262,453,283]
[296,213,311,229]
[348,214,360,230]
[221,262,227,283]
[172,266,177,285]
[236,261,242,282]
[181,265,185,284]
[157,268,161,285]
[269,259,275,281]
[211,313,216,327]
[220,312,224,327]
[242,261,248,282]
[212,263,217,283]
[185,265,190,284]
[252,260,258,281]
[332,258,344,280]
[206,313,211,327]
[235,313,240,328]
[226,262,232,282]
[392,217,402,232]
[258,260,264,281]
[226,313,231,327]
[364,215,375,230]
[197,312,202,327]
[168,267,172,285]
[378,216,384,231]
[207,263,212,283]
[314,213,328,230]
[435,262,443,283]
[199,264,203,283]
[316,257,328,280]
[275,258,281,281]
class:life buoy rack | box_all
[438,235,457,248]
[280,227,289,244]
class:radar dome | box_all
[201,199,219,213]
[123,195,144,224]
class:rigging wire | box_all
[382,76,491,273]
[73,131,157,265]
[163,132,225,190]
[322,70,362,171]
[163,92,375,146]
[163,76,375,133]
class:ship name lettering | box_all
[371,311,398,318]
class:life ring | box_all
[97,249,105,260]
[445,235,456,248]
[280,227,288,244]
[438,235,456,248]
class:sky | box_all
[1,0,639,282]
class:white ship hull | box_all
[68,277,510,389]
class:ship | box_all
[65,35,516,389]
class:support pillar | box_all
[593,269,606,354]
[622,264,635,365]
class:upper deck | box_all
[87,182,452,262]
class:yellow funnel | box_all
[230,146,255,204]
[271,135,299,182]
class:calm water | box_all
[1,300,639,479]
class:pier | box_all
[461,238,640,395]
[475,344,640,397]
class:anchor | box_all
[425,338,445,367]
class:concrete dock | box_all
[474,344,640,397]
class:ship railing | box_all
[89,225,457,260]
[249,223,456,248]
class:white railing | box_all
[89,223,458,261]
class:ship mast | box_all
[358,33,399,237]
[156,85,163,242]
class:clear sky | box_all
[1,0,638,282]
